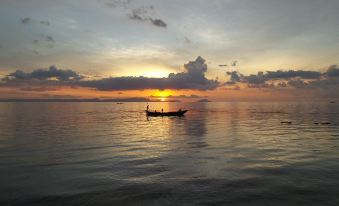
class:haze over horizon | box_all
[1,0,339,101]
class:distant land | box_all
[197,99,211,102]
[0,98,181,102]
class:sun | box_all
[151,90,173,101]
[153,90,172,98]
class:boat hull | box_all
[146,110,187,117]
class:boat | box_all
[145,110,188,117]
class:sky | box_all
[0,0,339,101]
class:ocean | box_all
[0,102,339,205]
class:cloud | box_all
[226,69,321,85]
[129,10,144,21]
[325,65,339,77]
[3,66,83,82]
[149,18,167,28]
[265,70,321,79]
[243,72,266,84]
[225,71,241,84]
[128,8,167,28]
[151,94,205,98]
[21,17,31,24]
[286,79,308,88]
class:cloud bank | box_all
[1,56,218,91]
[2,57,339,100]
[225,65,339,90]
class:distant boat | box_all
[146,110,188,117]
[116,102,124,104]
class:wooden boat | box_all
[146,110,188,117]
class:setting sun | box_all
[152,90,172,98]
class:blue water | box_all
[0,102,339,205]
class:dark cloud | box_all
[225,65,339,91]
[265,70,321,79]
[227,69,321,85]
[286,79,308,88]
[21,17,31,24]
[150,18,167,28]
[3,66,83,82]
[326,65,339,77]
[243,72,266,84]
[225,71,241,84]
[128,8,167,28]
[20,18,50,26]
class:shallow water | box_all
[0,102,339,205]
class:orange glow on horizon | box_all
[152,90,173,98]
[0,85,306,102]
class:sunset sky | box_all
[1,0,339,101]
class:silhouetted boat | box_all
[146,110,188,117]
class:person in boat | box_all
[146,104,149,111]
[161,108,163,113]
[178,108,182,112]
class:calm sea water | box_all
[1,102,339,205]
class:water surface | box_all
[1,102,339,205]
